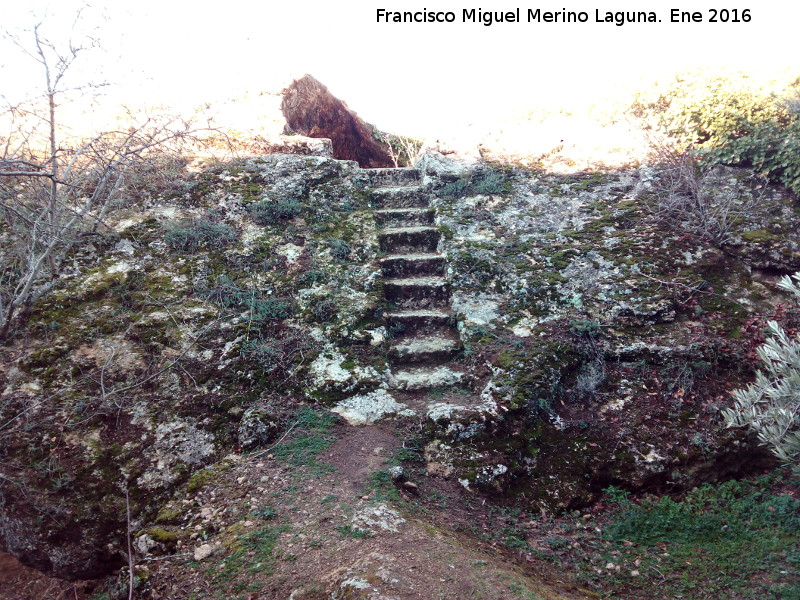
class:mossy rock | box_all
[137,527,179,550]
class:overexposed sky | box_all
[2,0,798,138]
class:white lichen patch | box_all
[638,447,666,464]
[601,396,628,412]
[332,389,415,426]
[367,327,386,347]
[113,239,137,255]
[350,504,406,533]
[452,291,501,327]
[139,420,215,489]
[106,259,134,275]
[392,336,457,355]
[309,347,354,387]
[339,577,370,590]
[275,243,303,265]
[388,365,463,391]
[510,316,538,337]
[426,400,495,439]
[427,403,460,422]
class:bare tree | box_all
[0,15,215,340]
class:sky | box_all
[1,0,799,139]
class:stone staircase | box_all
[367,168,465,392]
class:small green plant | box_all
[271,408,337,474]
[310,298,337,323]
[198,275,290,325]
[253,506,277,520]
[164,218,238,252]
[328,238,351,261]
[335,524,374,538]
[207,523,289,591]
[569,319,601,338]
[392,438,424,464]
[299,269,326,286]
[246,197,302,225]
[363,470,402,502]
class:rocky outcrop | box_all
[1,146,797,583]
[0,154,387,580]
[281,75,394,168]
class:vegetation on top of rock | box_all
[197,274,290,324]
[633,72,800,194]
[245,197,303,225]
[164,218,239,252]
[438,166,511,199]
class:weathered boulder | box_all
[281,75,394,168]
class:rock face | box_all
[281,75,394,168]
[1,146,797,584]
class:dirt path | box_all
[134,418,593,600]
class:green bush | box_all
[164,219,238,252]
[246,197,302,225]
[310,298,337,323]
[633,72,800,194]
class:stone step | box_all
[364,167,421,188]
[388,365,466,391]
[380,253,445,277]
[371,186,429,208]
[384,276,450,309]
[378,226,440,253]
[374,207,435,228]
[386,308,452,333]
[389,334,461,364]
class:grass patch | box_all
[363,470,402,503]
[198,275,289,325]
[206,523,290,592]
[335,524,374,539]
[439,168,511,199]
[271,408,337,475]
[578,474,800,599]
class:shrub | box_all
[246,197,302,225]
[328,238,351,262]
[644,139,762,245]
[723,272,800,471]
[633,72,800,194]
[164,219,238,252]
[299,269,326,286]
[374,131,423,167]
[198,275,290,325]
[438,167,510,199]
[310,298,337,323]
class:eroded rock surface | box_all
[0,146,797,586]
